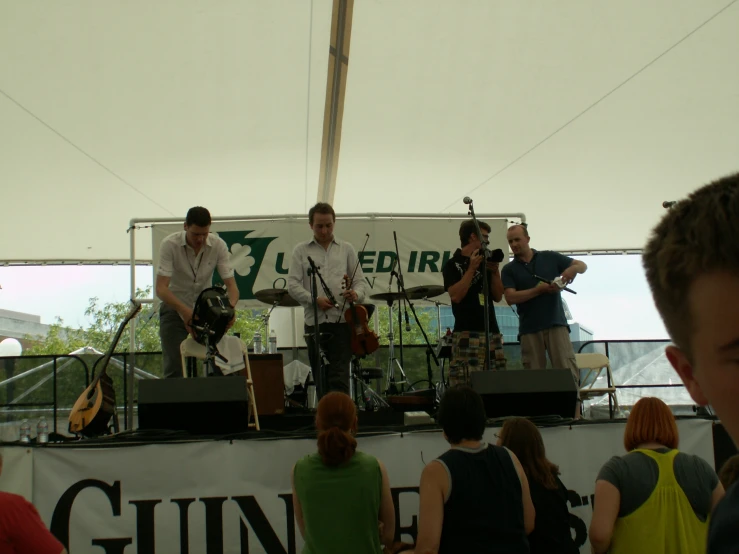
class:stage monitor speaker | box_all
[138,377,250,435]
[470,369,578,419]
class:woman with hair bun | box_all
[291,392,395,553]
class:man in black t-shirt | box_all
[442,219,506,387]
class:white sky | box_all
[0,255,668,341]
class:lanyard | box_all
[185,246,205,283]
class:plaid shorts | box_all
[448,331,507,387]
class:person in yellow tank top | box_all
[589,397,725,554]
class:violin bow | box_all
[335,233,370,323]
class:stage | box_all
[0,416,725,554]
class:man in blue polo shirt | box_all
[501,224,587,388]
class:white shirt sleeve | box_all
[214,236,235,279]
[157,238,175,277]
[288,244,312,308]
[347,244,368,303]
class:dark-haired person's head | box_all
[623,397,679,452]
[308,202,335,224]
[718,454,739,490]
[308,203,336,246]
[315,392,358,466]
[643,172,739,444]
[437,386,487,445]
[185,206,211,227]
[459,219,491,248]
[498,417,559,489]
[184,206,212,251]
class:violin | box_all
[342,275,380,357]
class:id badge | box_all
[478,293,485,305]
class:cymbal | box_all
[406,285,445,300]
[369,291,407,303]
[369,286,446,303]
[254,288,299,307]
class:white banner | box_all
[0,445,33,500]
[31,419,714,554]
[151,215,510,307]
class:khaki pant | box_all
[521,326,579,387]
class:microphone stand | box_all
[391,232,410,371]
[306,257,325,400]
[306,256,339,400]
[424,296,450,343]
[191,323,227,377]
[397,291,404,371]
[391,231,440,391]
[426,296,451,392]
[466,200,492,371]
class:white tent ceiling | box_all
[1,0,738,262]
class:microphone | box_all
[533,274,577,295]
[463,197,473,205]
[319,348,331,368]
[662,201,677,209]
[405,309,411,331]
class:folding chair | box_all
[576,352,618,419]
[180,336,260,430]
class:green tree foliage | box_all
[364,304,442,390]
[3,288,267,413]
[3,291,445,416]
[368,304,438,346]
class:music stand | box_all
[306,256,339,400]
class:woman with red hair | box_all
[291,392,395,553]
[589,397,724,553]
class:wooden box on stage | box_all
[238,353,285,416]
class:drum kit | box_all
[252,284,450,412]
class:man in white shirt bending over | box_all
[155,206,239,378]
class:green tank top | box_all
[294,450,383,554]
[609,449,709,554]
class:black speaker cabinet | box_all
[138,377,251,435]
[470,369,578,419]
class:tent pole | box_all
[128,219,137,431]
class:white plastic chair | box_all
[180,336,260,430]
[576,352,618,419]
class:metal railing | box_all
[576,339,687,417]
[0,354,90,434]
[0,352,162,436]
[577,339,680,388]
[0,339,686,436]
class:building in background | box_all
[438,305,521,343]
[0,309,48,349]
[435,297,593,344]
[569,322,594,342]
